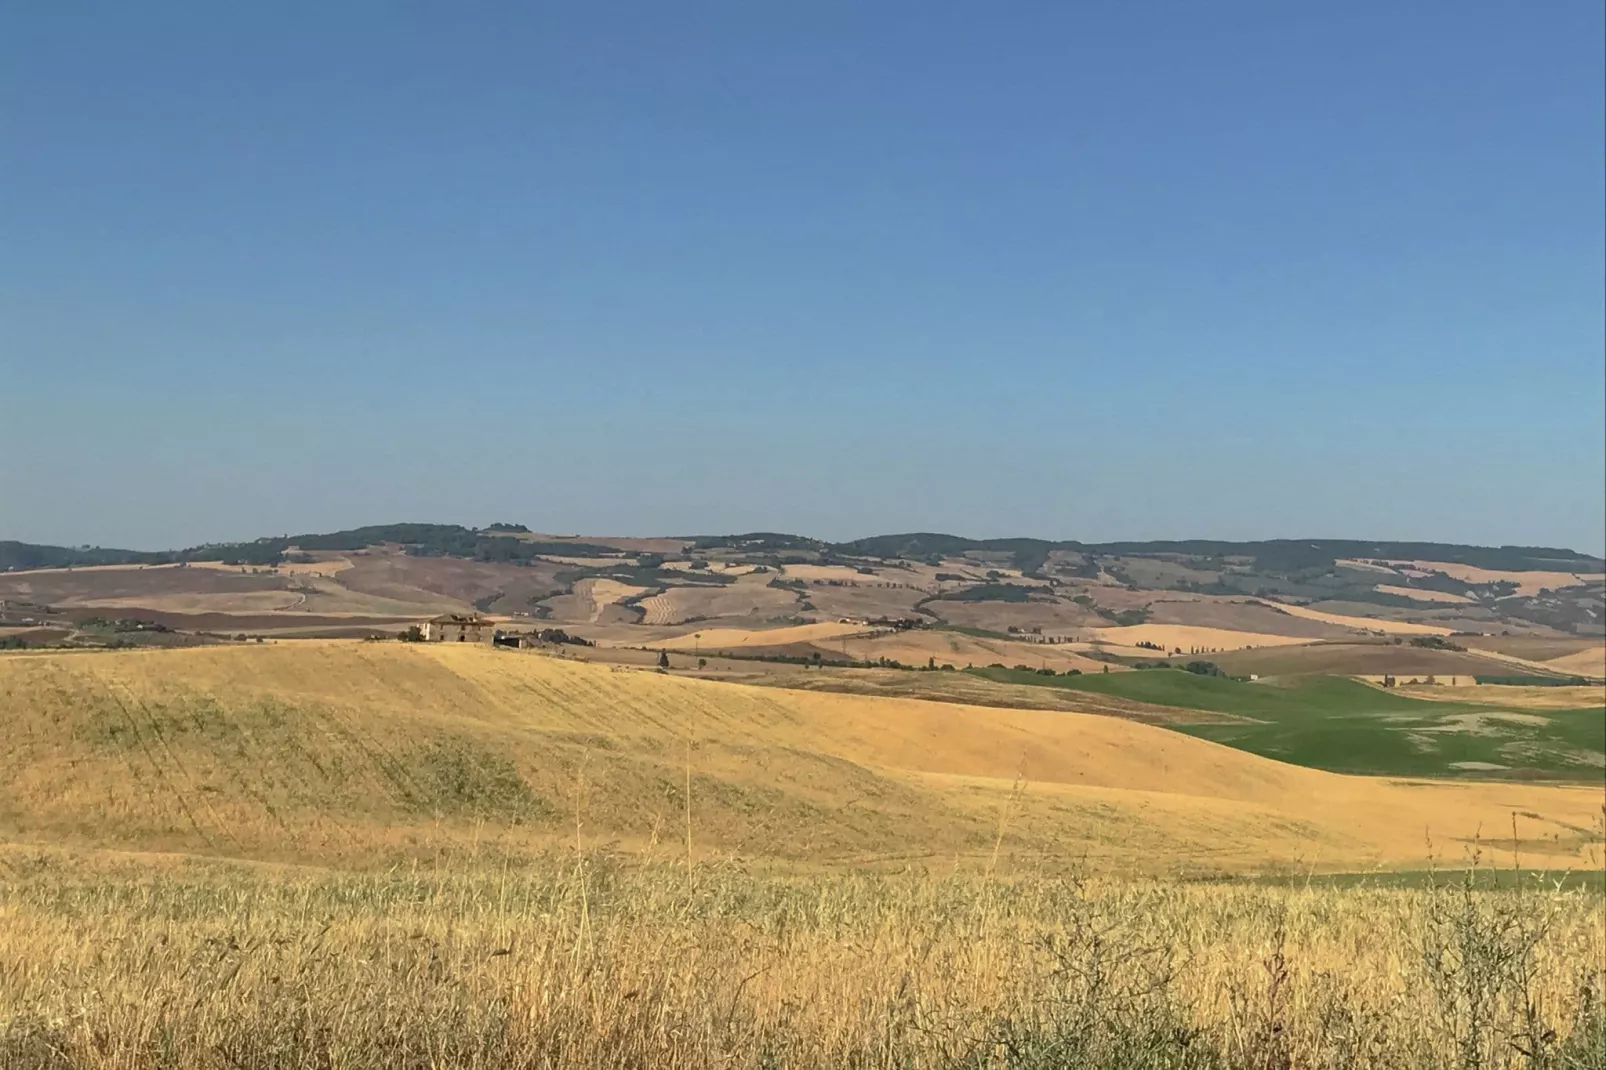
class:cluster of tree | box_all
[1409,636,1467,651]
[690,532,826,552]
[979,663,1082,677]
[535,628,592,647]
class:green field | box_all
[969,668,1606,780]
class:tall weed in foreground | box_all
[1420,857,1606,1070]
[0,854,1601,1068]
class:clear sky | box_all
[3,3,1602,553]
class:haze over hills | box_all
[4,523,1602,700]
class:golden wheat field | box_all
[1,850,1602,1069]
[1,642,1603,1068]
[2,642,1600,873]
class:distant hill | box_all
[8,526,1601,576]
[5,524,1601,641]
[829,534,1605,575]
[1,524,622,572]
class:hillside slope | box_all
[1,644,1599,874]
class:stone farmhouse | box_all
[421,614,494,642]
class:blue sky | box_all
[3,2,1602,552]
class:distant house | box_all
[421,614,494,643]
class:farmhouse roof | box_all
[426,614,488,625]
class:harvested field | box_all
[1056,584,1158,611]
[334,554,564,615]
[778,563,883,584]
[659,560,763,576]
[1145,598,1355,638]
[791,581,929,622]
[656,621,872,651]
[0,556,501,619]
[1208,642,1521,678]
[1546,645,1606,679]
[542,578,650,624]
[1375,584,1477,604]
[1382,683,1606,709]
[1086,623,1313,653]
[1454,635,1602,660]
[0,564,295,610]
[927,596,1104,634]
[1264,601,1454,636]
[837,629,1116,673]
[635,575,799,625]
[535,555,634,568]
[188,557,355,578]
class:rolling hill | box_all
[1,642,1600,875]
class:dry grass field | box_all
[1,643,1604,1067]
